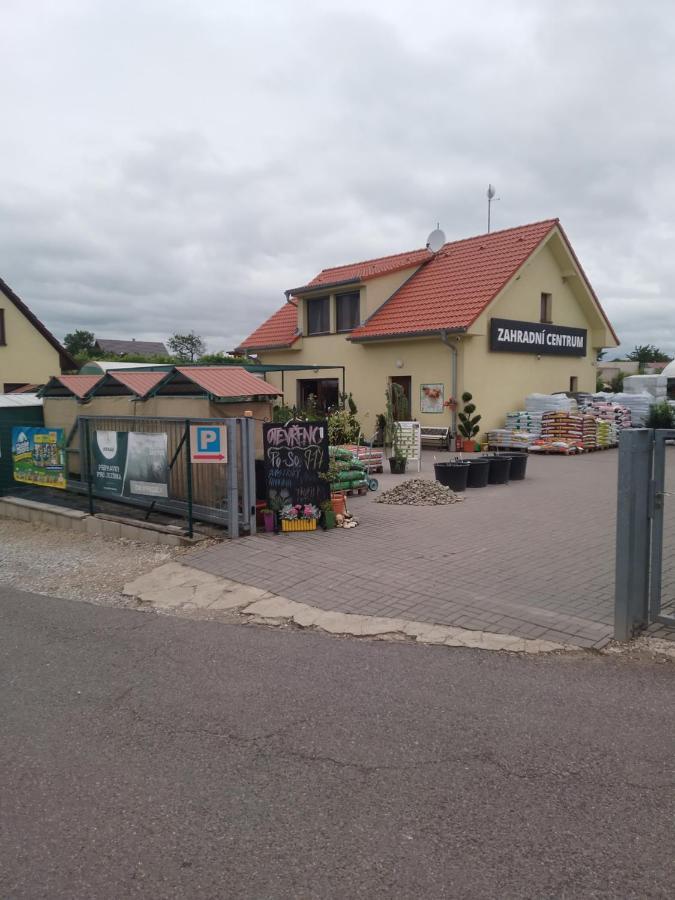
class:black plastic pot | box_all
[465,457,490,488]
[507,453,528,481]
[389,457,407,475]
[434,462,469,492]
[486,455,511,485]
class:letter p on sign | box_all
[190,424,228,463]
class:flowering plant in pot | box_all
[457,391,481,452]
[279,502,321,532]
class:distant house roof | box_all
[240,219,619,349]
[237,301,300,352]
[94,338,168,357]
[0,276,76,371]
[165,366,282,400]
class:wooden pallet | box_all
[339,485,369,496]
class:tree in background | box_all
[626,345,671,365]
[610,371,626,392]
[64,329,96,358]
[167,332,206,362]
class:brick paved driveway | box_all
[188,447,675,649]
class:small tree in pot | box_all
[385,383,409,473]
[457,391,481,452]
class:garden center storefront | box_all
[238,220,619,440]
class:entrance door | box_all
[297,378,339,413]
[389,376,411,420]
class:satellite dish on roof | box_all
[426,224,446,253]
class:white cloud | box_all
[0,0,672,355]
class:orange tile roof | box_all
[106,370,168,398]
[54,375,103,398]
[240,218,617,349]
[305,247,431,288]
[237,301,299,351]
[176,366,282,399]
[351,220,558,340]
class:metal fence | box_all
[615,428,675,638]
[75,416,257,538]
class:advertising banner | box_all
[490,318,587,356]
[11,427,67,490]
[93,430,169,499]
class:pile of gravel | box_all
[375,478,464,506]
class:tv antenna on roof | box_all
[487,184,499,233]
[426,223,446,253]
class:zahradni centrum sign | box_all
[489,318,587,356]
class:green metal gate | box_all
[76,415,257,538]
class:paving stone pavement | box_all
[188,447,675,649]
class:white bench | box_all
[420,425,451,451]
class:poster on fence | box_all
[262,420,329,508]
[93,430,169,499]
[11,427,67,489]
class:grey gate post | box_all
[226,421,239,539]
[614,428,653,640]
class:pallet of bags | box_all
[581,414,598,450]
[342,443,384,473]
[526,393,578,414]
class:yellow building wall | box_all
[463,241,601,433]
[257,239,612,440]
[261,335,457,436]
[0,290,63,389]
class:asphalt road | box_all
[1,586,673,899]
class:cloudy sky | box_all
[1,0,672,358]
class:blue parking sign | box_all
[190,424,228,463]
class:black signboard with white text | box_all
[489,318,587,356]
[263,420,329,508]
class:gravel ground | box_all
[0,520,187,607]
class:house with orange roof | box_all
[237,220,619,438]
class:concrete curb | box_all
[0,496,200,547]
[123,561,578,654]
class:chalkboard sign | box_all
[263,420,329,508]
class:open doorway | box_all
[389,375,411,419]
[297,378,339,413]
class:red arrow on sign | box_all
[193,453,226,460]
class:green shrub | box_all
[646,400,675,429]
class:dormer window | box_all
[306,296,330,335]
[336,291,360,332]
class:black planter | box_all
[389,457,407,475]
[486,455,511,485]
[465,457,490,488]
[507,453,528,480]
[434,462,469,492]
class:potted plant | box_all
[457,391,481,452]
[261,507,276,533]
[384,384,409,474]
[646,400,675,429]
[321,499,337,530]
[389,423,408,474]
[279,502,321,533]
